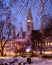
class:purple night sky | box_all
[0,0,52,34]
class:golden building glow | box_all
[44,51,52,55]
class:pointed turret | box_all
[19,23,23,38]
[12,27,16,39]
[27,8,33,21]
[40,21,44,34]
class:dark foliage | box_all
[44,19,52,37]
[30,30,44,54]
[30,30,43,43]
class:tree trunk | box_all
[1,47,4,56]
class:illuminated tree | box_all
[0,21,15,56]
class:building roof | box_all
[17,31,26,38]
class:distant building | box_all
[4,8,52,56]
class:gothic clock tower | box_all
[26,8,34,38]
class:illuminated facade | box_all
[4,8,34,56]
[4,8,52,56]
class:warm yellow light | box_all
[50,43,52,45]
[44,51,52,55]
[48,42,50,46]
[17,45,20,49]
[28,20,30,22]
[17,53,20,56]
[33,51,35,53]
[10,52,15,56]
[45,43,48,46]
[6,52,10,56]
[0,57,13,59]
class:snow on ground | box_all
[0,57,52,65]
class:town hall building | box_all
[4,8,52,56]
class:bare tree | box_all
[0,21,15,56]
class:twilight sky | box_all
[0,0,52,34]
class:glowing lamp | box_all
[26,46,31,52]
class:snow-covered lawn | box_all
[0,56,52,65]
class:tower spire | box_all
[12,26,16,39]
[27,8,33,20]
[26,7,33,39]
[20,22,23,31]
[19,23,23,38]
[40,21,44,34]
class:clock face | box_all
[28,20,30,22]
